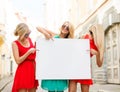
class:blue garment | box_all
[41,35,68,91]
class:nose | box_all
[64,26,69,31]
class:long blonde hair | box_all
[60,21,74,38]
[89,24,104,63]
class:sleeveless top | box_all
[12,38,38,92]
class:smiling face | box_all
[60,21,74,38]
[61,23,69,34]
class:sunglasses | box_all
[62,25,69,31]
[24,31,31,38]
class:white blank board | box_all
[36,38,91,79]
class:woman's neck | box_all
[59,33,68,38]
[18,38,29,46]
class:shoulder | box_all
[28,37,34,44]
[81,34,89,39]
[12,40,17,45]
[12,41,18,48]
[84,34,89,39]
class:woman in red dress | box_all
[12,23,38,92]
[69,24,104,92]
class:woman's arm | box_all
[36,26,55,39]
[12,42,36,65]
[90,49,103,67]
[96,51,103,67]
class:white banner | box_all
[36,38,91,79]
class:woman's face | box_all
[89,26,96,39]
[20,30,31,41]
[89,30,93,38]
[24,30,31,38]
[61,23,69,35]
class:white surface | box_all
[36,38,91,79]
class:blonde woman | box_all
[12,23,39,92]
[36,21,74,92]
[69,24,104,92]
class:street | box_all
[1,76,120,92]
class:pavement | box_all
[0,75,13,92]
[0,76,120,92]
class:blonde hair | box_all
[14,23,29,37]
[89,24,104,63]
[60,21,74,38]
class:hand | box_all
[28,48,36,54]
[45,33,53,40]
[90,49,99,55]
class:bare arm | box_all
[36,26,56,39]
[12,42,36,64]
[96,51,103,67]
[90,49,103,67]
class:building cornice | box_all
[75,0,109,30]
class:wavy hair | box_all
[89,24,104,63]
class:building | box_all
[75,0,120,84]
[0,0,28,79]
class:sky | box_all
[11,0,44,25]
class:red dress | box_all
[12,38,39,92]
[74,34,98,85]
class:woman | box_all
[69,24,104,92]
[36,21,74,92]
[12,23,39,92]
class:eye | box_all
[62,25,69,31]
